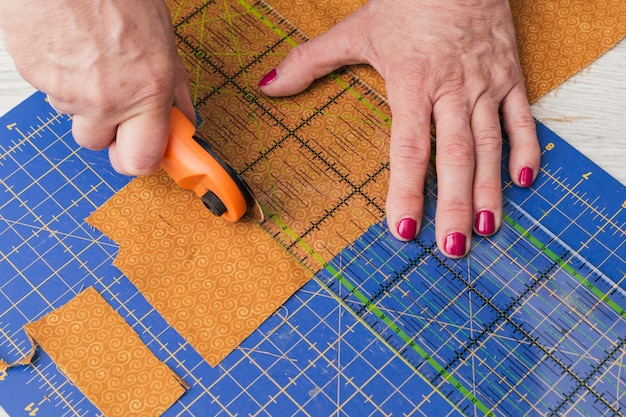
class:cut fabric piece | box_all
[0,287,186,417]
[87,170,311,366]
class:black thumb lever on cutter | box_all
[161,107,263,222]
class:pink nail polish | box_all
[519,166,534,187]
[444,232,467,257]
[475,210,495,236]
[258,68,277,87]
[397,218,417,240]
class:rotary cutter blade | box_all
[161,107,264,222]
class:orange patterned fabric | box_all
[511,0,626,101]
[11,288,186,417]
[87,171,311,366]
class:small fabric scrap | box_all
[87,170,311,366]
[1,287,186,417]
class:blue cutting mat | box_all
[3,0,626,413]
[315,115,626,415]
[1,89,624,417]
[0,93,455,416]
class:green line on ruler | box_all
[329,73,392,127]
[323,260,494,416]
[237,0,299,47]
[503,215,626,318]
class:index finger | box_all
[108,106,172,176]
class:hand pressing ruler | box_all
[1,0,625,416]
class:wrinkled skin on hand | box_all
[259,0,541,257]
[0,0,195,175]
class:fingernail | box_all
[475,210,495,236]
[258,68,277,87]
[397,218,417,240]
[519,166,534,187]
[444,232,467,257]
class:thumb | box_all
[258,21,366,96]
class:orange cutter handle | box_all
[161,107,248,222]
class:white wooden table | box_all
[1,31,624,184]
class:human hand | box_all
[0,0,195,175]
[258,0,541,257]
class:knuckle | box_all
[473,133,502,153]
[436,198,472,220]
[392,138,431,167]
[437,140,474,167]
[120,155,160,176]
[78,140,108,152]
[474,180,501,197]
[507,111,536,132]
[71,131,110,152]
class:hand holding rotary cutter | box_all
[161,108,263,222]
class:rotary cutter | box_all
[161,107,263,222]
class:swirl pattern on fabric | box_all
[23,287,186,417]
[87,170,310,366]
[510,0,626,101]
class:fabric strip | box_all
[1,287,186,417]
[87,171,311,366]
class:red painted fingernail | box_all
[397,218,417,240]
[444,232,467,257]
[475,210,495,236]
[258,68,277,87]
[519,166,534,187]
